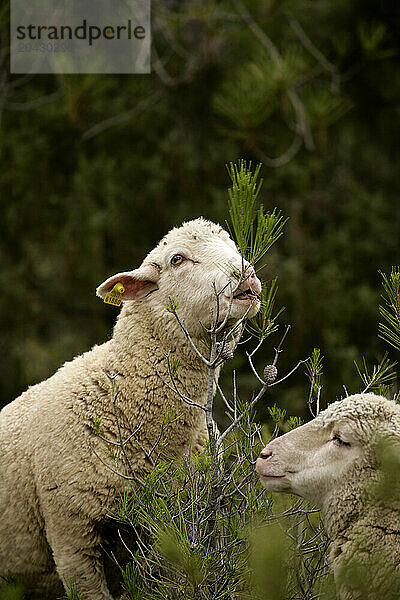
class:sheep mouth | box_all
[232,289,258,302]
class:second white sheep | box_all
[256,392,400,599]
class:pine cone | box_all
[219,342,235,362]
[263,364,278,384]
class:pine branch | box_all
[379,268,400,352]
[226,159,287,265]
[354,353,397,395]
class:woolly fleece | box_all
[256,393,400,600]
[0,218,261,600]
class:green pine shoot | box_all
[354,353,397,395]
[286,415,303,431]
[247,278,284,339]
[63,582,82,600]
[166,295,180,313]
[305,348,324,401]
[268,404,287,424]
[226,160,286,265]
[379,267,400,352]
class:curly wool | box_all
[319,394,400,600]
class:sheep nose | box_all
[246,271,262,295]
[231,261,262,295]
[242,265,261,293]
[259,448,273,460]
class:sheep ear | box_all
[96,265,160,300]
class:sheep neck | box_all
[112,301,210,366]
[324,469,400,576]
[105,303,213,429]
[327,503,400,598]
[324,485,363,542]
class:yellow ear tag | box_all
[104,283,125,307]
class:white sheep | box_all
[0,217,261,600]
[256,392,400,599]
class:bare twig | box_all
[252,133,303,168]
[273,324,291,366]
[217,381,234,414]
[269,358,309,387]
[89,443,141,483]
[4,88,64,111]
[232,0,315,162]
[246,351,266,385]
[283,10,340,92]
[167,300,212,367]
[216,383,268,453]
[153,360,206,412]
[82,91,166,141]
[96,421,144,447]
[108,372,138,479]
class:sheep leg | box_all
[53,545,113,600]
[44,518,114,600]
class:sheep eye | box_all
[170,254,185,266]
[332,435,350,447]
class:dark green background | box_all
[1,0,399,420]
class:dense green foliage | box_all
[1,0,399,416]
[105,414,331,600]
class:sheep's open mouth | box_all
[233,289,258,302]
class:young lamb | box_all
[0,217,261,600]
[256,393,400,599]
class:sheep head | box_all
[97,218,262,338]
[256,393,400,512]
